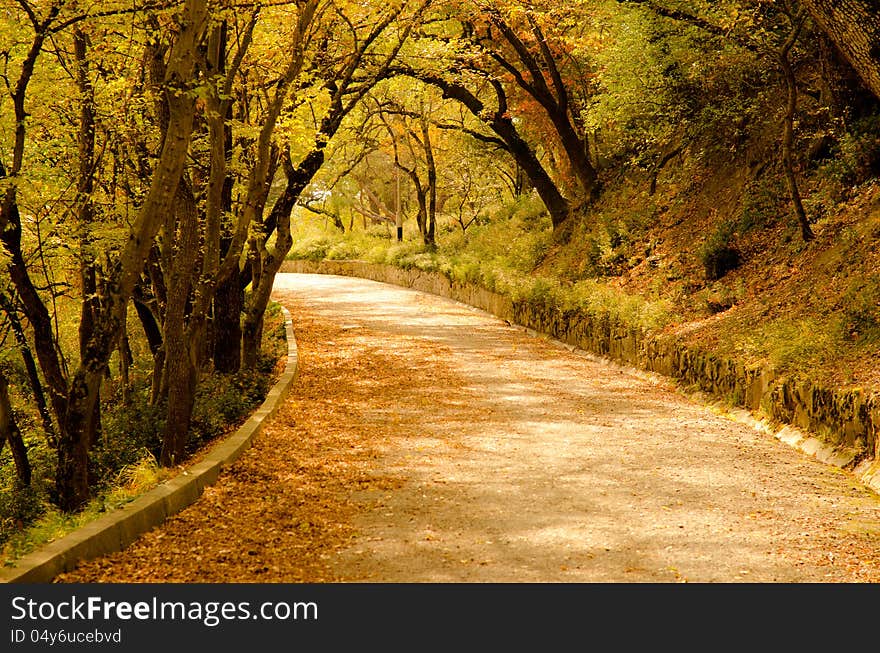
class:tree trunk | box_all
[817,34,879,124]
[241,317,264,371]
[133,289,163,356]
[415,184,428,240]
[1,195,69,423]
[213,268,242,373]
[407,71,572,228]
[0,292,55,442]
[160,181,200,466]
[241,148,324,369]
[421,116,437,249]
[799,0,880,102]
[779,14,814,242]
[0,369,31,486]
[57,0,208,511]
[498,119,571,228]
[57,369,100,511]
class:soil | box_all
[56,273,880,583]
[542,158,880,392]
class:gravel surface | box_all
[57,273,880,583]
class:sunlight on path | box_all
[273,273,880,583]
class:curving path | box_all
[58,273,880,583]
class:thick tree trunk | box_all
[241,318,264,371]
[57,370,100,511]
[498,122,571,228]
[799,0,880,102]
[551,112,599,199]
[817,34,879,124]
[213,269,242,373]
[160,181,200,466]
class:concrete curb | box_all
[0,307,299,584]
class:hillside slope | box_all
[540,141,880,395]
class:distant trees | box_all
[383,0,605,230]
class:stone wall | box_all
[281,259,880,480]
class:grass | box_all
[1,453,167,564]
[745,318,840,373]
[288,197,678,335]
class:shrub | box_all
[93,396,166,486]
[698,220,741,280]
[822,114,880,187]
[188,369,270,453]
[288,235,335,261]
[325,240,364,260]
[0,483,45,549]
[738,176,784,233]
[742,318,836,373]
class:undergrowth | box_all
[288,194,677,334]
[0,303,287,564]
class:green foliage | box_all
[1,449,162,563]
[697,220,741,280]
[0,483,45,550]
[584,1,772,167]
[738,175,784,233]
[759,319,838,372]
[187,369,269,453]
[92,397,166,488]
[0,306,286,560]
[565,279,675,332]
[326,240,366,261]
[0,400,54,550]
[573,215,643,278]
[289,192,676,333]
[384,240,432,269]
[289,235,337,261]
[524,278,562,308]
[815,114,880,192]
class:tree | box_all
[469,1,600,200]
[620,0,817,241]
[1,0,210,509]
[799,0,880,102]
[0,367,31,486]
[239,0,431,368]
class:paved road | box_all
[57,272,880,583]
[273,273,880,582]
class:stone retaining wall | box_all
[282,259,880,489]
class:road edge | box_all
[280,261,880,497]
[0,307,299,584]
